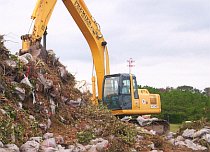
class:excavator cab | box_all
[102,73,161,116]
[102,73,138,110]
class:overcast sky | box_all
[0,0,210,90]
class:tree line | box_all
[139,85,210,124]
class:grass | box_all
[170,124,181,133]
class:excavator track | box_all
[121,117,170,135]
[142,119,170,135]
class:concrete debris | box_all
[41,138,57,149]
[0,141,4,148]
[130,148,137,152]
[165,132,175,140]
[15,87,25,101]
[37,73,53,90]
[121,116,132,122]
[0,108,7,115]
[4,144,20,152]
[47,118,52,129]
[184,139,207,151]
[29,115,36,121]
[55,135,64,145]
[176,135,184,141]
[182,129,195,138]
[21,76,33,88]
[18,55,29,65]
[49,97,56,115]
[29,137,43,143]
[18,102,23,110]
[169,127,210,151]
[149,130,156,135]
[137,116,158,126]
[66,99,82,107]
[43,133,54,140]
[87,145,97,152]
[20,140,40,152]
[148,143,155,150]
[202,134,210,143]
[150,150,163,152]
[193,128,210,138]
[39,123,48,131]
[32,91,36,104]
[20,53,33,62]
[4,60,17,68]
[58,66,68,79]
[92,138,109,151]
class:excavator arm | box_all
[21,0,110,102]
[62,0,110,101]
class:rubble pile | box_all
[0,35,192,152]
[167,120,210,151]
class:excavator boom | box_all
[21,0,110,101]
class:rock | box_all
[49,98,56,115]
[148,143,155,150]
[149,130,156,135]
[15,87,25,101]
[18,56,29,65]
[37,73,53,90]
[47,118,52,129]
[174,141,185,146]
[121,116,132,122]
[20,140,40,152]
[130,148,137,152]
[4,60,17,68]
[136,116,158,126]
[0,148,7,152]
[40,147,57,152]
[43,133,54,140]
[84,145,92,151]
[165,132,174,140]
[193,128,210,138]
[18,102,23,110]
[184,139,207,151]
[168,139,175,145]
[20,53,33,62]
[21,76,33,88]
[74,143,86,152]
[39,123,47,131]
[182,129,195,138]
[90,138,104,145]
[0,108,7,115]
[29,115,36,121]
[202,134,210,143]
[41,138,56,149]
[4,144,19,152]
[87,145,97,152]
[67,145,74,151]
[0,141,4,148]
[55,135,64,144]
[66,100,81,107]
[29,137,43,143]
[150,150,163,152]
[58,66,68,79]
[95,140,108,151]
[176,136,184,141]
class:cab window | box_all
[121,79,130,94]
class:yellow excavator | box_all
[20,0,169,134]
